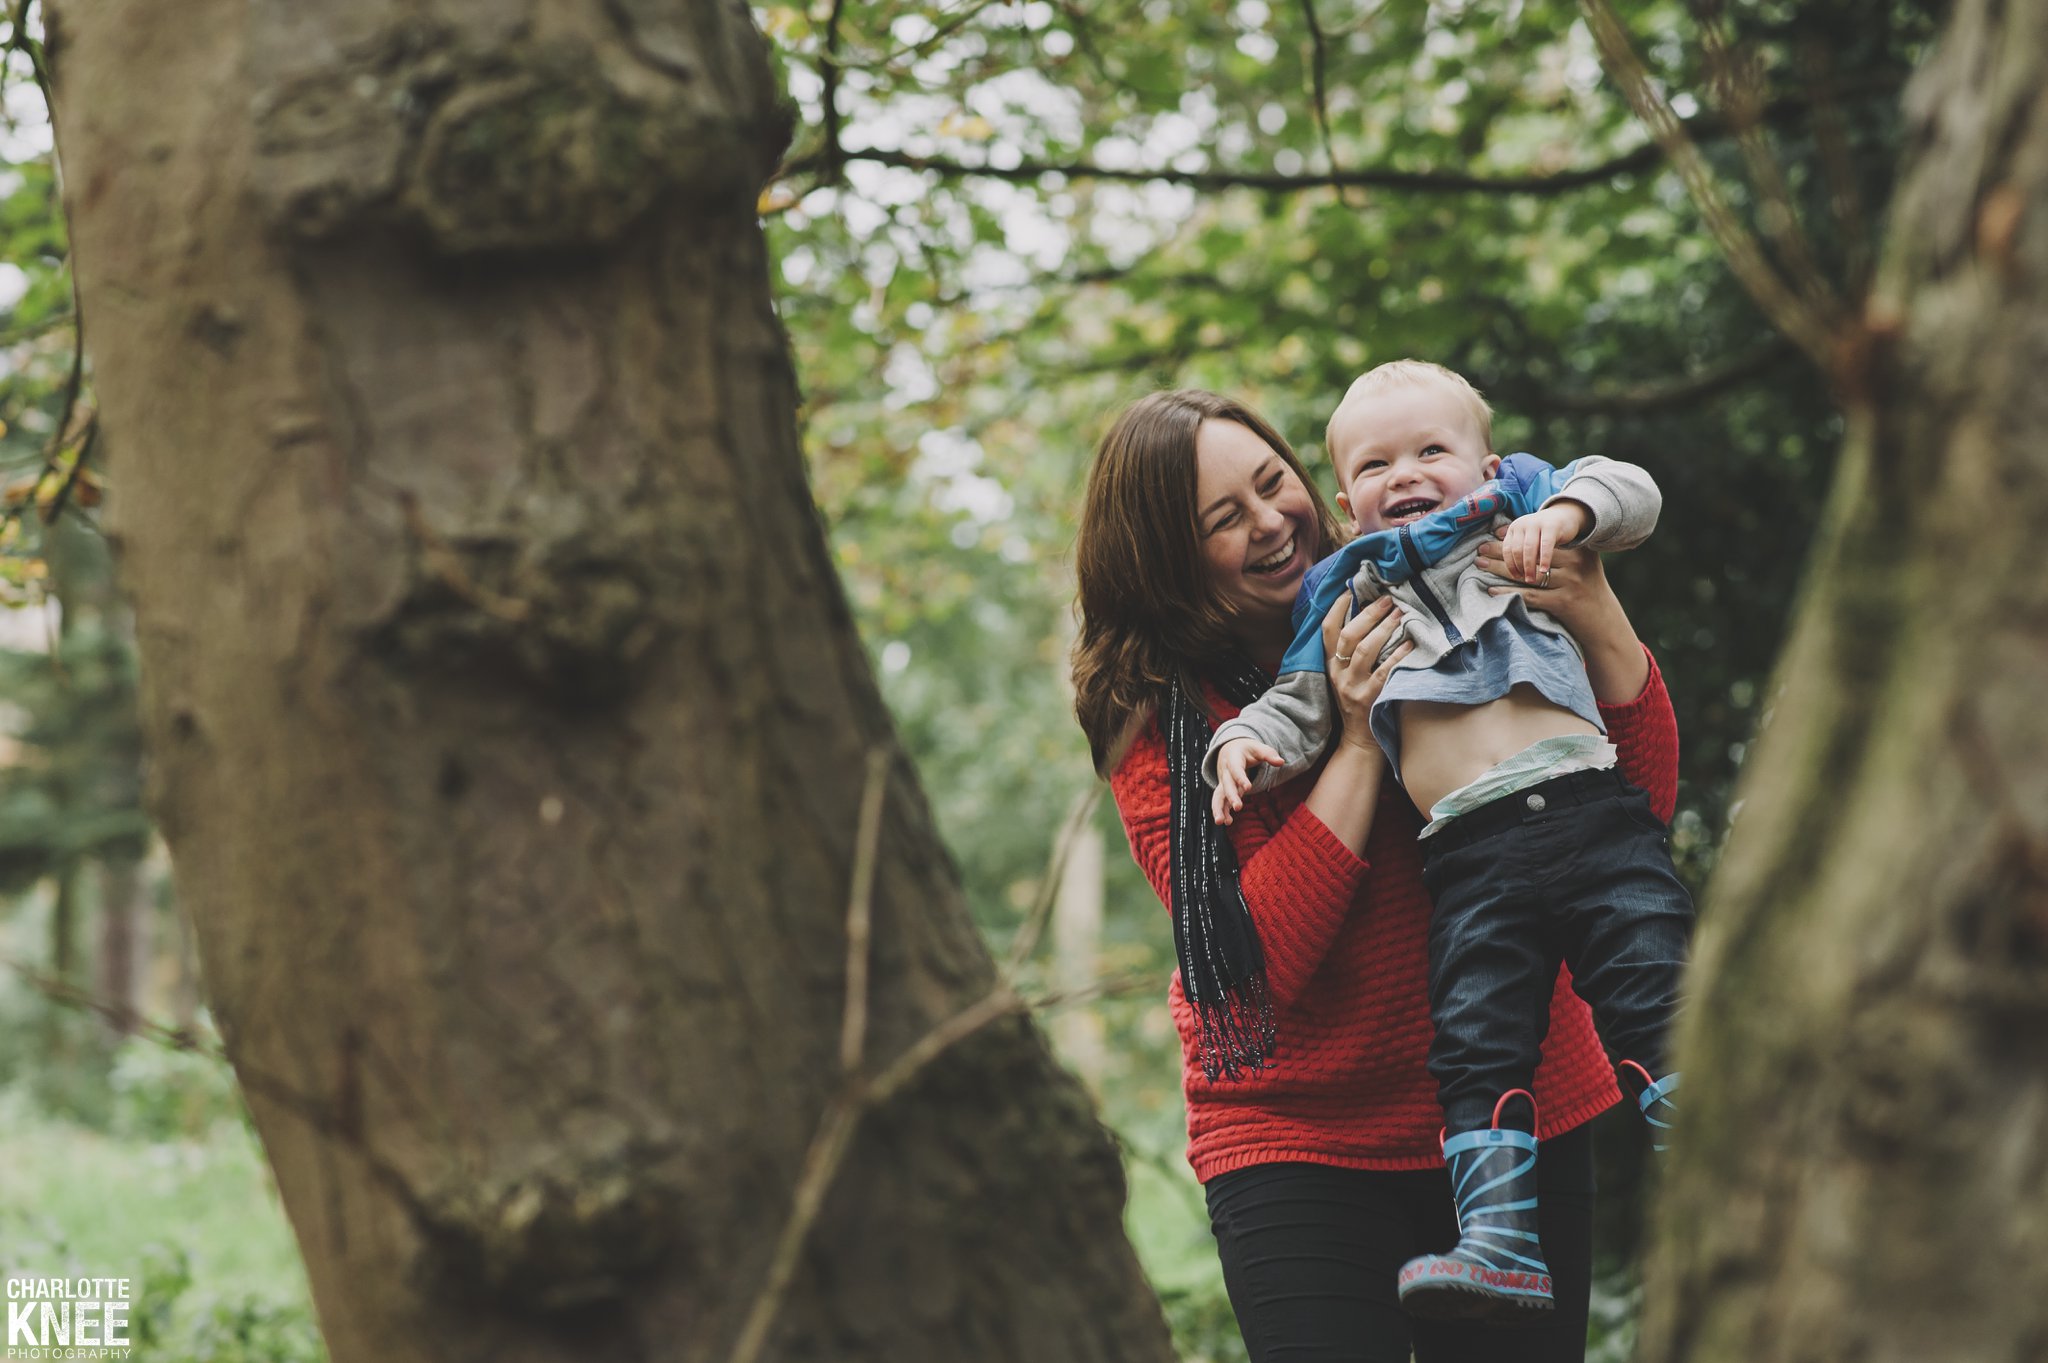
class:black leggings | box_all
[1203,1123,1596,1363]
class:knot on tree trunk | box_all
[251,22,789,254]
[365,531,669,705]
[411,1140,688,1311]
[346,447,749,703]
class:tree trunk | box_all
[44,4,1173,1360]
[94,854,148,1034]
[167,866,202,1032]
[49,864,77,980]
[1049,821,1106,1087]
[1636,4,2048,1359]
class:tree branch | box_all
[41,411,96,524]
[1577,0,1843,370]
[4,951,180,1042]
[1,276,91,539]
[839,0,1008,73]
[5,0,51,101]
[815,0,852,185]
[1521,339,1800,415]
[839,746,890,1074]
[1797,36,1874,291]
[728,744,1027,1363]
[1295,0,1344,189]
[0,309,73,349]
[1025,969,1157,1013]
[1001,784,1103,973]
[777,77,1899,199]
[1686,0,1844,320]
[0,953,450,1238]
[3,5,95,532]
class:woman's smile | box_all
[1195,418,1320,639]
[1246,532,1303,578]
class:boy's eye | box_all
[1359,459,1386,473]
[1422,444,1446,457]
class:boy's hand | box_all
[1211,739,1284,825]
[1501,502,1590,584]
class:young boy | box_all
[1205,360,1690,1323]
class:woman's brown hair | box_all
[1071,390,1342,775]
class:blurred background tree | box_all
[0,1,1945,1358]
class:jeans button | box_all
[1526,793,1546,812]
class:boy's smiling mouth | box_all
[1382,496,1439,526]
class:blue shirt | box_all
[1370,609,1605,777]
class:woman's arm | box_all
[1479,535,1677,814]
[1110,718,1367,1010]
[1598,652,1678,819]
[1300,592,1411,856]
[1107,594,1414,1007]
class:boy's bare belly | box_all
[1397,683,1601,815]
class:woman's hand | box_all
[1300,592,1408,857]
[1321,593,1413,754]
[1477,532,1612,636]
[1498,503,1588,585]
[1477,531,1649,703]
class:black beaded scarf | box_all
[1164,653,1279,1081]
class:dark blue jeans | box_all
[1420,767,1693,1132]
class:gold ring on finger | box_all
[1335,652,1354,665]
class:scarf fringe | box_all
[1191,980,1278,1083]
[1167,655,1282,1083]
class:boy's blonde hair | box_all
[1326,360,1495,474]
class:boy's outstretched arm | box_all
[1496,452,1661,554]
[1210,739,1284,825]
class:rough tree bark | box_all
[1636,3,2048,1360]
[44,3,1174,1360]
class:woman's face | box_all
[1193,418,1318,643]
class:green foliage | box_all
[0,14,80,552]
[0,983,118,1123]
[1121,1111,1247,1362]
[107,1028,244,1141]
[763,0,1939,905]
[0,976,235,1135]
[127,1245,327,1363]
[0,0,1950,1351]
[1158,1281,1251,1363]
[0,1218,326,1363]
[0,619,147,894]
[0,1082,323,1363]
[753,0,1939,1345]
[1587,1262,1644,1363]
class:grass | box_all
[0,1091,307,1302]
[0,1067,326,1363]
[0,1015,1628,1363]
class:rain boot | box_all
[1618,1059,1680,1153]
[1396,1090,1555,1322]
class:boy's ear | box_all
[1334,490,1361,535]
[1481,453,1502,479]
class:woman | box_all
[1071,390,1677,1362]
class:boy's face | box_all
[1329,383,1499,537]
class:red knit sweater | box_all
[1109,651,1680,1178]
